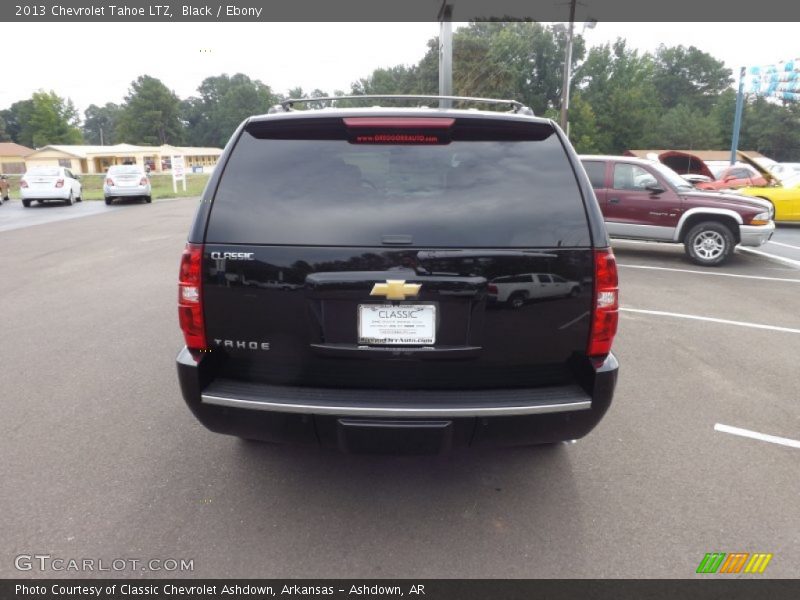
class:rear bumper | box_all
[20,189,70,200]
[739,222,775,247]
[177,347,618,452]
[104,185,151,197]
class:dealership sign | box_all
[171,155,186,192]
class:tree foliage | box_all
[83,103,122,145]
[2,92,83,147]
[182,73,277,147]
[116,76,184,145]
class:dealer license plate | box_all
[358,304,436,345]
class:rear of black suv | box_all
[177,101,619,453]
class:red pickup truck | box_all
[580,155,774,266]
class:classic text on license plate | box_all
[358,304,436,345]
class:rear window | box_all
[27,167,60,177]
[582,161,606,189]
[206,117,591,247]
[108,166,143,175]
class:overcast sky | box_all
[3,22,799,114]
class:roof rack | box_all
[269,95,534,115]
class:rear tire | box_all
[508,292,527,309]
[104,197,113,206]
[684,221,735,266]
[22,199,31,207]
[65,191,73,206]
[144,195,152,204]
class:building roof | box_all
[626,149,769,161]
[0,142,34,157]
[26,143,223,159]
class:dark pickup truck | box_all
[580,155,774,266]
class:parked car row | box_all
[4,164,152,207]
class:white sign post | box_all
[171,155,187,193]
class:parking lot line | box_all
[736,246,800,269]
[767,240,800,251]
[620,307,800,334]
[617,263,800,284]
[714,423,800,449]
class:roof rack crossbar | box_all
[275,95,533,115]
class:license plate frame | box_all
[357,303,436,345]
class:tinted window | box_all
[613,164,656,190]
[539,274,552,283]
[583,161,606,188]
[207,119,591,248]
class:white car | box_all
[104,165,152,205]
[768,163,800,178]
[488,273,582,308]
[20,166,82,207]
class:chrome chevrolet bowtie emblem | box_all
[370,280,421,301]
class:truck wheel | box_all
[508,292,527,309]
[684,221,734,266]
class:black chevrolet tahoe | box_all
[176,95,619,453]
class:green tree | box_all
[648,104,722,149]
[573,40,659,153]
[183,73,277,146]
[17,91,82,147]
[117,75,184,145]
[0,100,32,144]
[566,94,602,153]
[408,22,584,114]
[740,97,800,161]
[83,103,122,145]
[652,45,732,112]
[0,114,9,142]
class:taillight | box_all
[140,177,148,186]
[588,248,619,358]
[487,284,498,294]
[20,180,28,188]
[178,243,206,350]
[55,179,64,188]
[106,178,114,186]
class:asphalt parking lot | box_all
[1,197,798,579]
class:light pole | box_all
[558,9,596,136]
[438,1,454,108]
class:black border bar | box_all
[3,580,800,600]
[4,0,800,22]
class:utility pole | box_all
[438,1,453,108]
[559,0,577,133]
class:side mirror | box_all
[645,185,665,195]
[724,175,736,182]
